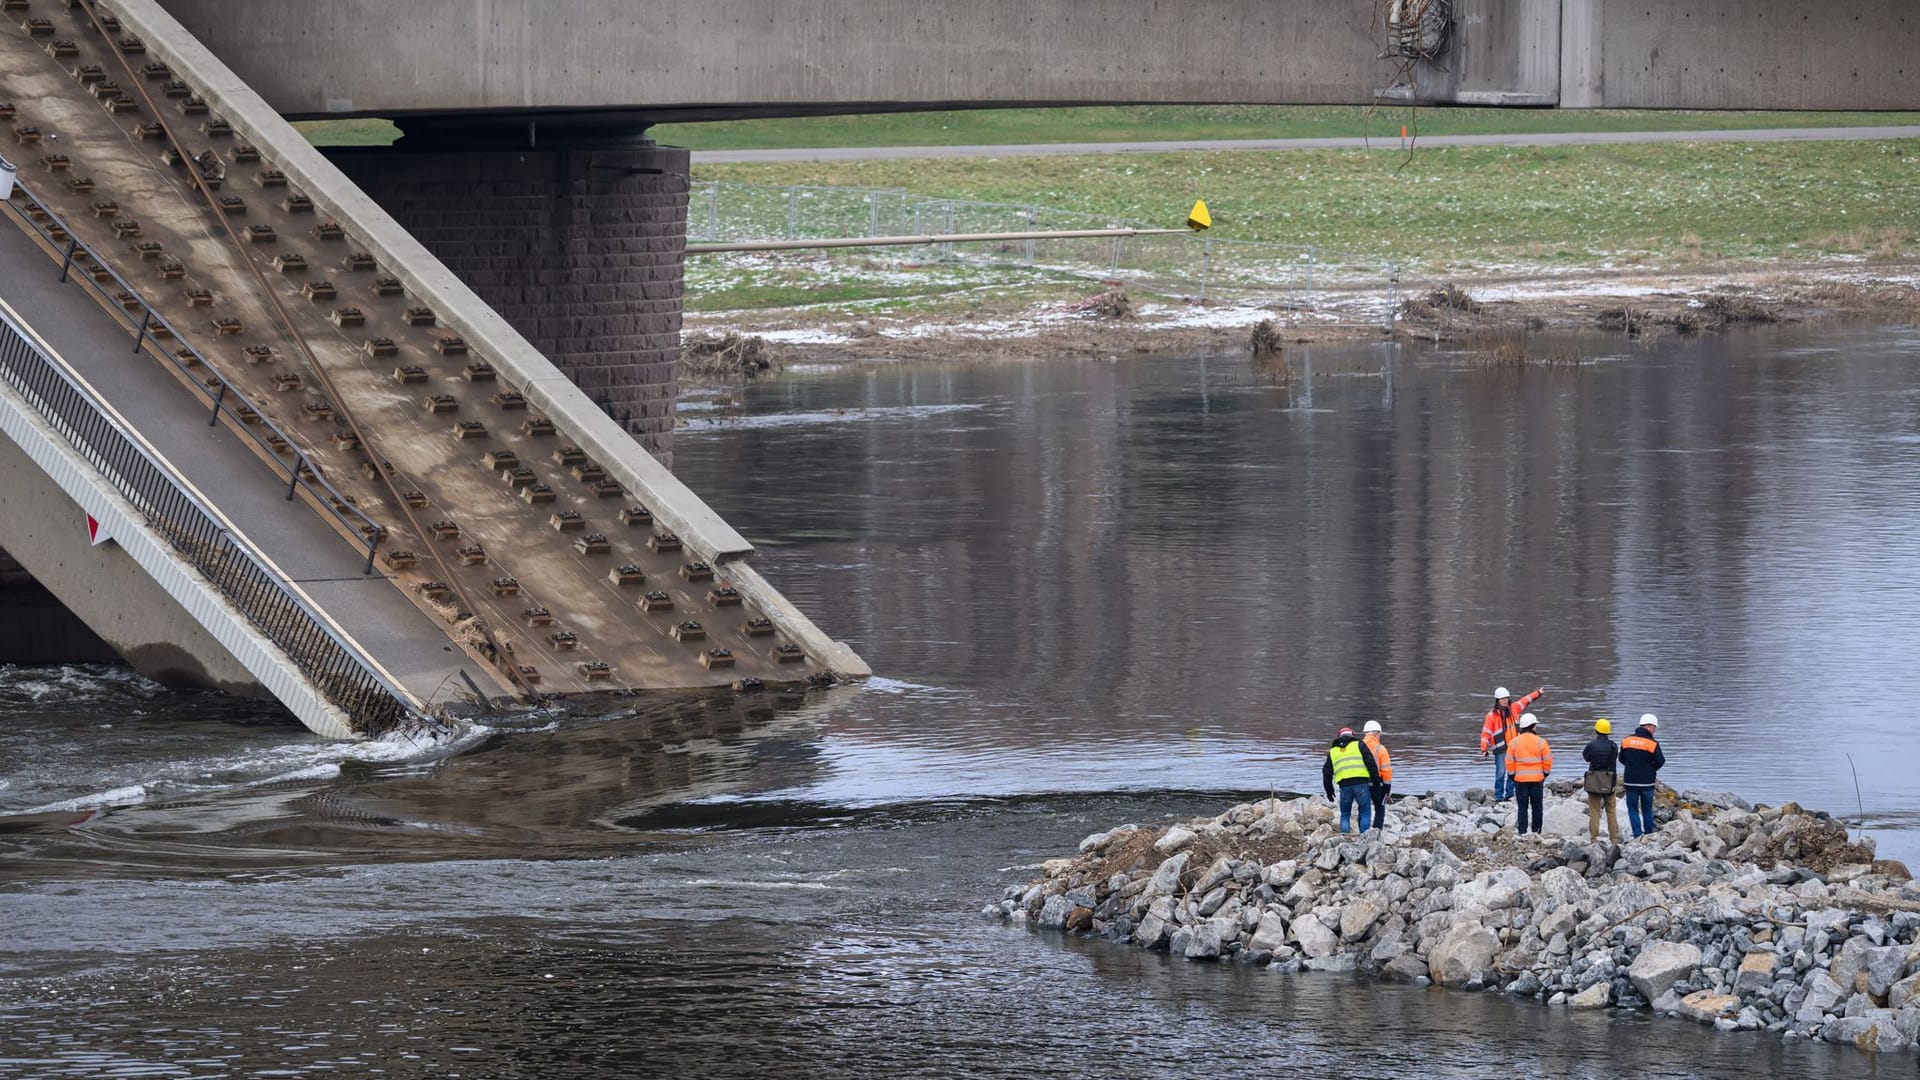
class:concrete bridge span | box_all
[151,0,1920,124]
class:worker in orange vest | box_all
[1479,685,1543,802]
[1505,713,1552,834]
[1362,719,1393,831]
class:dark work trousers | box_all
[1370,783,1390,829]
[1514,781,1545,834]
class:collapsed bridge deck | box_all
[0,0,864,735]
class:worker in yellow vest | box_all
[1322,726,1384,833]
[1505,713,1553,835]
[1362,719,1393,831]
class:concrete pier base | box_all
[0,546,118,666]
[328,144,690,465]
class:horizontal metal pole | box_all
[687,227,1190,254]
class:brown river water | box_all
[2,324,1918,1077]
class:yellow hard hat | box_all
[1595,718,1612,734]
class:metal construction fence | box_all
[0,300,416,737]
[687,181,1405,323]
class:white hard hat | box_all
[1363,720,1383,734]
[1640,713,1659,728]
[1494,686,1511,699]
[1517,712,1538,729]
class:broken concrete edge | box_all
[721,560,871,679]
[111,0,752,565]
[0,326,359,738]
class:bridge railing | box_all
[686,181,1403,326]
[0,174,417,737]
[1,178,385,572]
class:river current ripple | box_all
[3,326,1919,1077]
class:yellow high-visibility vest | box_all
[1329,742,1370,785]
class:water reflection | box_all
[4,326,1920,1078]
[677,326,1920,854]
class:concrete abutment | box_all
[0,437,267,697]
[326,143,690,465]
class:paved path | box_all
[690,125,1920,164]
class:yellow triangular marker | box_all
[1186,199,1212,231]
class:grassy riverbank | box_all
[694,139,1920,274]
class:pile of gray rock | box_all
[985,787,1920,1055]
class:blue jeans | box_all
[1626,786,1656,837]
[1492,748,1514,800]
[1338,783,1372,833]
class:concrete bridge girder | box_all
[152,0,1920,120]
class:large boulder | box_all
[1193,855,1236,896]
[1292,913,1340,959]
[1383,953,1431,981]
[1142,852,1191,901]
[1134,913,1170,950]
[1797,971,1847,1022]
[1428,922,1501,986]
[1183,921,1224,960]
[1535,866,1590,909]
[1341,898,1386,941]
[1866,945,1909,999]
[1629,941,1703,1003]
[1831,935,1874,991]
[1249,912,1290,954]
[1887,972,1920,1011]
[1454,868,1532,913]
[1541,796,1591,837]
[1155,826,1198,853]
[1731,951,1777,995]
[1676,990,1741,1025]
[1572,982,1612,1008]
[1037,894,1074,929]
[1824,1013,1911,1053]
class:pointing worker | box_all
[1619,713,1668,838]
[1505,713,1552,835]
[1362,719,1392,831]
[1322,726,1384,834]
[1479,685,1544,802]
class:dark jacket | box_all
[1619,726,1666,787]
[1322,734,1382,799]
[1582,734,1619,773]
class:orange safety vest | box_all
[1621,734,1659,755]
[1506,731,1552,783]
[1363,733,1393,783]
[1479,690,1542,753]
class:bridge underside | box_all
[151,0,1920,121]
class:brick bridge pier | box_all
[328,122,689,465]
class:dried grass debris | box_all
[681,332,786,380]
[1250,318,1285,358]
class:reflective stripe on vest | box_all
[1329,742,1369,785]
[1622,735,1659,754]
[1486,708,1515,751]
[1364,734,1393,783]
[1508,734,1549,782]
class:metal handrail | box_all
[0,177,384,573]
[0,301,417,735]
